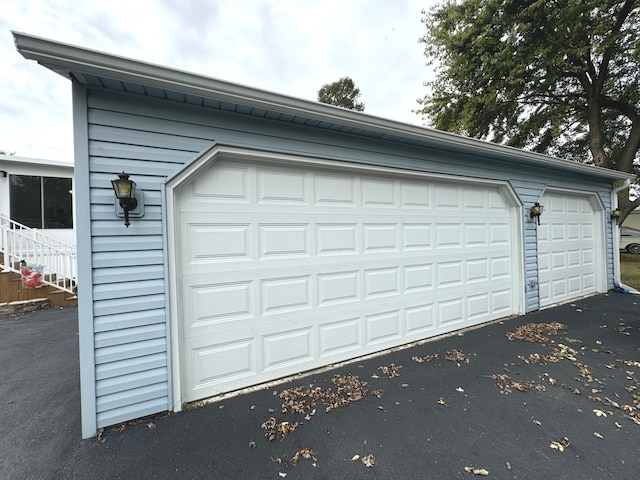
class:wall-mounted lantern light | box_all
[611,208,622,224]
[111,172,138,228]
[530,202,544,225]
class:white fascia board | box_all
[13,31,635,183]
[0,154,73,169]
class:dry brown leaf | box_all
[361,454,376,468]
[550,437,570,452]
[248,441,256,448]
[379,364,402,378]
[464,466,489,475]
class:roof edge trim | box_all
[12,31,635,182]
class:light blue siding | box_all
[81,87,619,432]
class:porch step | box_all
[0,270,77,308]
[0,298,49,317]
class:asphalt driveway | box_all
[2,293,640,479]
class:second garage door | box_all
[538,190,605,307]
[174,158,522,402]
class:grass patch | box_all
[620,253,640,290]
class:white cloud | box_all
[1,0,435,161]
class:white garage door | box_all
[175,159,520,402]
[538,190,604,307]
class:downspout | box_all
[612,179,639,294]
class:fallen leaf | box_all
[615,422,623,429]
[351,455,360,461]
[593,409,608,417]
[378,364,402,378]
[279,473,287,478]
[147,422,155,429]
[594,432,603,439]
[464,466,489,475]
[438,397,447,405]
[533,419,542,426]
[505,461,512,471]
[401,383,410,388]
[457,387,465,393]
[248,441,256,448]
[550,437,570,452]
[361,454,376,468]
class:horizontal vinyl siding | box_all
[85,88,618,429]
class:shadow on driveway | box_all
[2,294,640,479]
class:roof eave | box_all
[12,31,635,182]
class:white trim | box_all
[165,144,526,409]
[72,80,97,439]
[12,32,634,183]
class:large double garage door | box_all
[174,157,521,403]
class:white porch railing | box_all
[0,213,77,295]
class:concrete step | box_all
[0,298,49,317]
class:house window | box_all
[9,175,73,229]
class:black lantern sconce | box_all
[111,172,144,227]
[611,208,622,224]
[530,202,544,225]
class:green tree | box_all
[417,0,640,221]
[318,76,365,111]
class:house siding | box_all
[83,88,617,430]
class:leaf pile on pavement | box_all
[379,363,402,377]
[279,386,317,415]
[590,394,640,425]
[278,374,373,415]
[491,373,536,394]
[411,353,438,363]
[289,448,317,467]
[519,343,579,364]
[261,417,300,441]
[445,348,469,364]
[506,322,567,343]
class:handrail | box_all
[0,213,77,295]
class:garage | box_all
[172,152,523,402]
[537,189,605,308]
[14,33,634,437]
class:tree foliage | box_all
[318,76,365,111]
[417,0,640,219]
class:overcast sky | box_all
[1,0,438,162]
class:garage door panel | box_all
[177,160,519,402]
[365,310,402,345]
[262,326,314,371]
[192,163,249,201]
[405,304,436,335]
[257,167,309,204]
[187,336,256,390]
[188,281,253,327]
[319,317,362,357]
